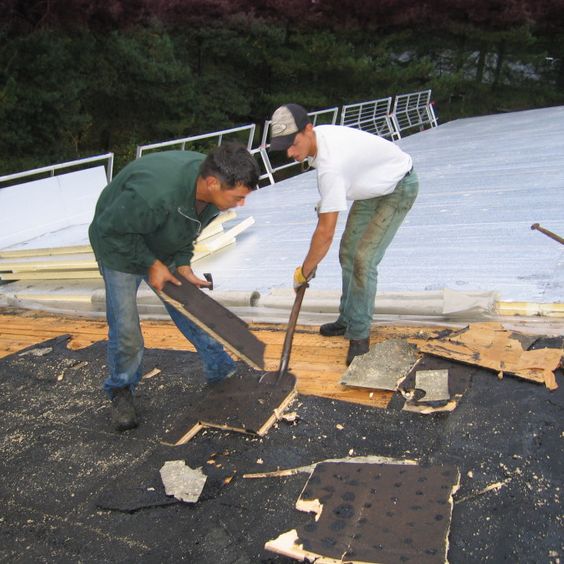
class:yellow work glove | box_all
[293,266,316,290]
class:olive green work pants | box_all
[336,171,419,340]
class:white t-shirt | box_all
[308,125,412,213]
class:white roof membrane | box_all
[197,106,564,303]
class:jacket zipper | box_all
[177,207,202,236]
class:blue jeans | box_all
[100,264,236,396]
[337,171,419,340]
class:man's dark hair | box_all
[200,142,260,190]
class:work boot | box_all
[346,338,370,366]
[207,368,237,386]
[320,321,347,337]
[111,387,138,432]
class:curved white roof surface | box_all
[200,106,564,303]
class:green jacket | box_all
[89,151,219,274]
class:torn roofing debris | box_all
[409,322,562,391]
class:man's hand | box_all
[293,265,316,290]
[177,265,212,288]
[148,260,181,291]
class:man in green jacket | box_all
[89,143,260,431]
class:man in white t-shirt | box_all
[269,103,419,365]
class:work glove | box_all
[293,266,316,290]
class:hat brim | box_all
[269,132,296,151]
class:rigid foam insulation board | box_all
[0,221,249,271]
[0,270,102,281]
[0,245,93,259]
[0,216,252,282]
[266,461,460,563]
[196,210,237,241]
[200,216,254,252]
[0,246,221,281]
[0,254,99,272]
[0,210,237,264]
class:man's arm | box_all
[301,211,339,277]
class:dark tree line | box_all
[1,0,563,174]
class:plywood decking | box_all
[0,311,445,408]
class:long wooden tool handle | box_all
[531,223,564,245]
[277,283,308,381]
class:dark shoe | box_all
[207,368,237,386]
[111,387,138,431]
[320,321,347,337]
[346,338,370,366]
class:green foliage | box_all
[0,5,563,176]
[0,31,90,168]
[80,26,196,155]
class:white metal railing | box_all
[340,97,396,139]
[0,91,440,194]
[250,146,275,186]
[259,106,339,180]
[0,153,114,186]
[390,89,438,139]
[135,124,256,158]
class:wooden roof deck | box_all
[0,310,445,409]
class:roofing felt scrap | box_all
[162,369,297,445]
[341,338,419,390]
[159,460,207,503]
[265,462,460,564]
[410,322,561,390]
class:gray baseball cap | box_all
[270,104,310,151]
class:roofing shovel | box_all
[271,282,308,385]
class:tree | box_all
[78,25,197,162]
[0,31,90,171]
